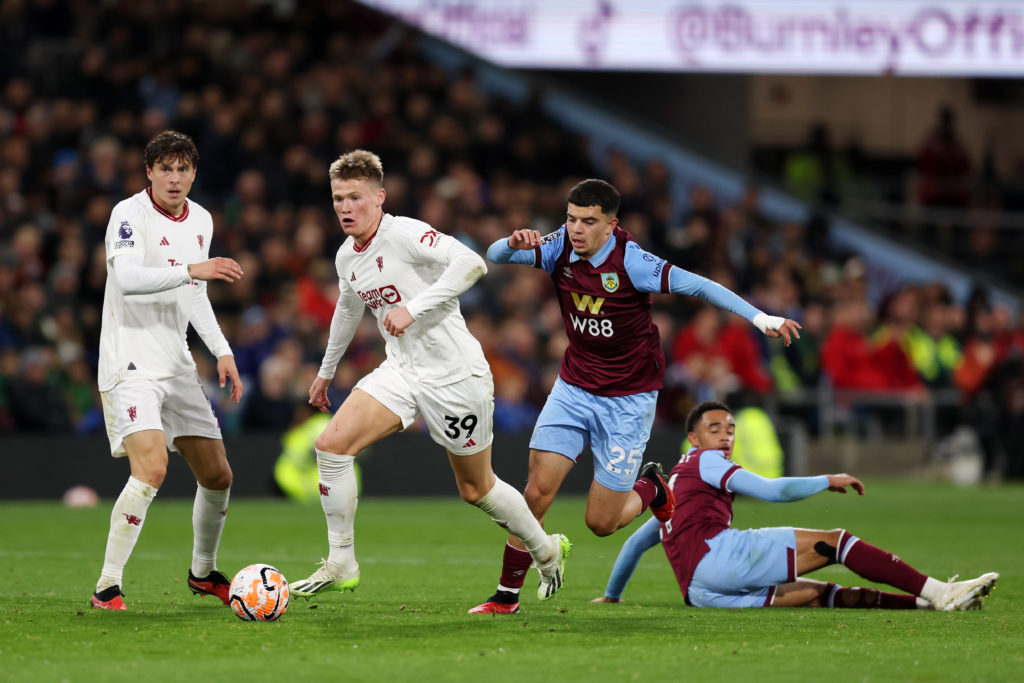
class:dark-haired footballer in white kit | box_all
[593,401,999,612]
[93,131,245,611]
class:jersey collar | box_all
[568,232,616,267]
[146,187,190,222]
[352,213,389,253]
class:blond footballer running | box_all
[290,151,569,602]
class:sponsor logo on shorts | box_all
[463,438,477,449]
[127,406,137,422]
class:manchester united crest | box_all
[601,273,619,293]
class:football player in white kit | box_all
[91,131,245,611]
[290,150,570,605]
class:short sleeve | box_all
[623,242,671,293]
[697,450,743,491]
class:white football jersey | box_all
[98,188,220,390]
[333,214,489,387]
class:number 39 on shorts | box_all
[606,446,641,476]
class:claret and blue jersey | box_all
[487,224,763,397]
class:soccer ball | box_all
[229,564,290,621]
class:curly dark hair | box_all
[144,130,199,169]
[685,400,732,434]
[567,178,620,216]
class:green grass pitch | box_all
[2,481,1022,682]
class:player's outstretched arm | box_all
[592,516,661,603]
[727,468,831,503]
[485,230,543,264]
[826,474,865,495]
[187,257,244,283]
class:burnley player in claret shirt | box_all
[468,179,801,615]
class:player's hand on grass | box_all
[827,474,865,495]
[590,596,622,603]
[383,306,414,337]
[308,376,332,413]
[217,355,243,403]
[188,257,244,283]
[507,229,542,250]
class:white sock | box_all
[191,484,230,577]
[475,478,554,565]
[316,449,358,571]
[97,476,158,591]
[919,576,946,601]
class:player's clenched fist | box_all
[508,229,542,250]
[188,257,244,283]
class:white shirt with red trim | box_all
[98,188,230,391]
[318,214,490,388]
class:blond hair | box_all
[328,150,384,186]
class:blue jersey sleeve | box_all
[727,469,830,502]
[669,267,762,322]
[485,238,536,266]
[697,449,743,490]
[623,242,672,293]
[485,227,565,274]
[602,516,661,600]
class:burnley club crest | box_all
[601,273,619,293]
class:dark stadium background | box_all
[2,0,1021,499]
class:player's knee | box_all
[584,514,617,537]
[458,482,485,505]
[203,465,232,491]
[314,433,340,453]
[813,529,846,565]
[136,464,167,488]
[522,483,551,514]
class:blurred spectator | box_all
[8,347,72,432]
[916,106,972,208]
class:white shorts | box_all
[101,374,222,457]
[355,360,494,456]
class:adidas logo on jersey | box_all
[350,272,356,281]
[127,362,136,370]
[160,236,170,246]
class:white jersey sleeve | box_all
[400,232,487,320]
[318,285,365,379]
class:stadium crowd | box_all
[1,2,1021,476]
